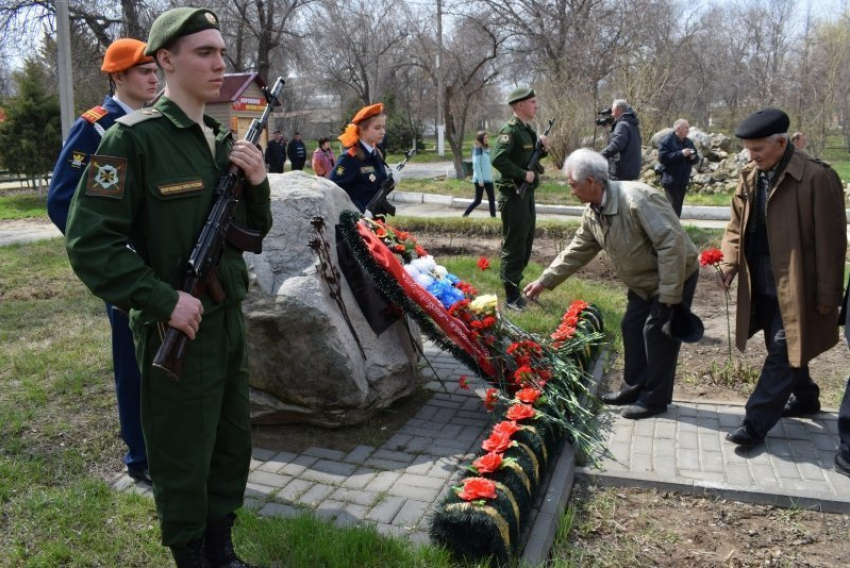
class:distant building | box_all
[206,72,274,143]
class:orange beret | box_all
[351,103,384,125]
[101,38,154,73]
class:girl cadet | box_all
[330,103,390,212]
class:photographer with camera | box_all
[600,99,642,181]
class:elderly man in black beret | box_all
[717,108,847,449]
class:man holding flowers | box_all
[718,108,847,448]
[524,148,699,420]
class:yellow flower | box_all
[469,294,498,315]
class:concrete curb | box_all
[520,352,607,566]
[575,468,850,514]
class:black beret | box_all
[145,8,220,56]
[735,108,790,139]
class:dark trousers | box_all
[618,270,699,406]
[106,304,147,472]
[498,186,536,288]
[743,293,820,438]
[839,376,850,460]
[138,304,251,545]
[291,160,305,171]
[268,162,284,174]
[663,183,687,218]
[463,182,496,217]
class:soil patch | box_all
[562,481,850,567]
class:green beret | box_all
[735,108,790,139]
[145,8,220,56]
[507,86,535,105]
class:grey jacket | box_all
[538,180,698,304]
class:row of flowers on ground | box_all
[338,211,605,563]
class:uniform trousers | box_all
[498,186,536,287]
[618,269,699,407]
[106,304,147,472]
[137,303,251,546]
[663,183,688,218]
[743,292,820,438]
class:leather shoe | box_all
[726,425,764,448]
[835,453,850,479]
[781,396,820,418]
[128,468,152,484]
[621,403,667,420]
[600,389,639,406]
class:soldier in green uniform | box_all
[64,8,271,567]
[491,86,550,309]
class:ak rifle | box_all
[517,118,554,197]
[364,148,417,217]
[152,77,285,381]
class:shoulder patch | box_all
[117,108,162,127]
[508,118,518,126]
[335,166,345,176]
[68,149,88,170]
[85,155,127,199]
[499,133,511,144]
[81,105,108,124]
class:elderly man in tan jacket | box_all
[718,108,847,449]
[525,148,699,420]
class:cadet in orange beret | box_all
[330,103,391,213]
[46,37,159,487]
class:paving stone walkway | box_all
[580,400,850,514]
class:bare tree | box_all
[302,0,414,107]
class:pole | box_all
[436,0,445,157]
[56,0,75,140]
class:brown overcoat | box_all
[720,149,847,367]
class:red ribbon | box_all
[357,221,496,377]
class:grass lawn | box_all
[0,193,48,220]
[0,233,637,566]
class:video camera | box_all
[595,108,614,126]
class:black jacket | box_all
[658,131,699,186]
[601,111,642,181]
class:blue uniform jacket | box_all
[48,96,125,233]
[330,143,388,212]
[658,131,699,186]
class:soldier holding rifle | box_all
[491,86,550,310]
[65,8,271,566]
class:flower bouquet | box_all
[337,210,606,562]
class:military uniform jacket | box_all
[538,180,698,304]
[47,96,125,233]
[491,116,544,192]
[65,96,273,328]
[330,142,388,212]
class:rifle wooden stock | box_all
[151,77,285,381]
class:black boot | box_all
[204,513,262,568]
[170,539,211,568]
[504,282,525,311]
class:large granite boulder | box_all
[243,171,420,427]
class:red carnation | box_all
[482,430,513,453]
[506,403,536,421]
[484,388,499,411]
[456,477,497,501]
[492,420,520,437]
[458,375,470,390]
[473,452,504,474]
[699,247,724,267]
[415,245,428,257]
[516,387,542,404]
[477,256,490,271]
